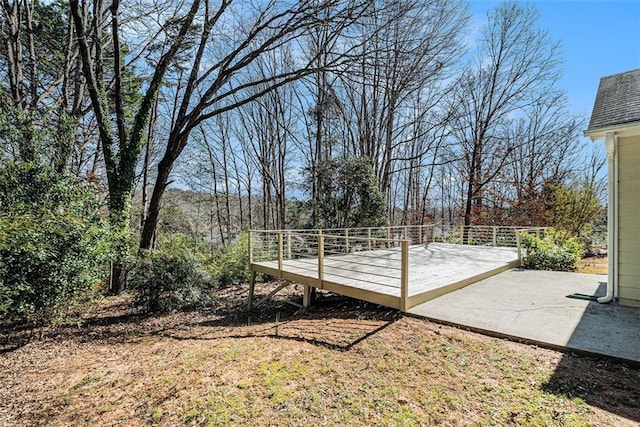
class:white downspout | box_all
[599,133,617,303]
[613,133,619,301]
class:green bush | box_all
[521,228,584,271]
[128,251,212,312]
[0,162,110,324]
[156,232,209,262]
[210,233,250,286]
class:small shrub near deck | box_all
[521,228,584,271]
[128,251,212,312]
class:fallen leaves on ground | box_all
[0,282,638,426]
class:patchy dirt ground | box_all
[576,256,608,275]
[1,282,639,426]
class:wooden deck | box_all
[251,243,520,311]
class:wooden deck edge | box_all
[321,280,401,310]
[251,263,320,287]
[251,263,401,310]
[252,258,521,313]
[405,260,521,309]
[251,263,282,278]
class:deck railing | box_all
[249,225,545,262]
[248,225,546,311]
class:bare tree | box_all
[0,0,91,169]
[495,94,584,225]
[139,0,370,249]
[232,48,299,230]
[448,2,562,234]
[336,0,469,215]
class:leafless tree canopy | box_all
[1,0,604,256]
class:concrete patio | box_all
[409,269,640,364]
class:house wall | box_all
[617,135,640,307]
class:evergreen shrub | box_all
[521,228,584,271]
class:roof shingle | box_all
[587,68,640,132]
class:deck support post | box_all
[367,228,372,251]
[247,270,256,311]
[516,230,522,264]
[318,234,324,285]
[287,231,292,260]
[303,285,311,308]
[492,227,497,247]
[278,233,283,271]
[400,240,409,312]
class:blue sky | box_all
[469,0,640,132]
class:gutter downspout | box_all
[599,133,617,303]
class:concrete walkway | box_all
[409,269,640,364]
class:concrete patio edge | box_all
[405,311,640,367]
[406,269,640,366]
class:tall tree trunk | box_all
[462,143,479,244]
[140,146,180,250]
[140,97,158,230]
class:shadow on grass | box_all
[541,354,640,423]
[0,283,400,354]
[539,283,640,423]
[0,302,153,354]
[181,292,401,351]
[168,316,398,352]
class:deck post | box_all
[247,270,256,311]
[367,228,372,251]
[345,228,350,253]
[492,227,497,247]
[318,235,324,282]
[303,285,311,308]
[516,230,522,264]
[277,233,283,271]
[287,231,292,260]
[403,226,408,241]
[400,240,409,312]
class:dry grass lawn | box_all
[1,282,638,426]
[576,256,608,275]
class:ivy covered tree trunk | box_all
[69,0,202,293]
[106,183,133,294]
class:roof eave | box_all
[584,121,640,141]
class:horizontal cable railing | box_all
[249,225,548,264]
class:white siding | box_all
[617,135,640,307]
